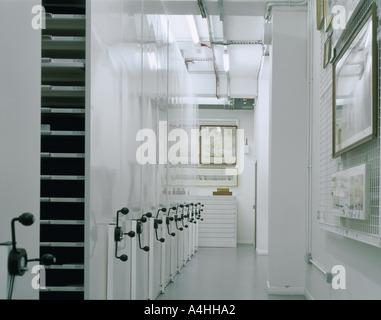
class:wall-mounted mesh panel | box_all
[319,0,381,248]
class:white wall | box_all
[254,56,271,255]
[306,0,381,300]
[267,8,307,293]
[191,109,256,245]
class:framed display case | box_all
[332,3,378,157]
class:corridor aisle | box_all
[157,245,305,300]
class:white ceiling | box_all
[162,0,272,105]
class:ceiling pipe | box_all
[218,0,225,22]
[198,0,221,99]
[265,0,308,21]
[197,0,207,18]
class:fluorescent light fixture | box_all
[223,51,230,72]
[186,15,199,44]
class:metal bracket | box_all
[305,253,312,265]
[326,272,333,284]
[305,253,333,284]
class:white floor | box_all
[157,245,305,300]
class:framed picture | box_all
[324,0,334,32]
[331,164,370,220]
[332,3,378,157]
[200,125,237,165]
[167,167,238,187]
[196,168,238,187]
[323,33,332,68]
[316,0,325,30]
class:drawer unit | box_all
[188,196,237,248]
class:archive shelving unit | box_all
[40,0,86,300]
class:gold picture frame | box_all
[323,33,332,68]
[166,167,239,187]
[317,0,325,30]
[324,0,334,32]
[196,168,238,187]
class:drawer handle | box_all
[166,216,176,237]
[114,207,130,262]
[136,219,149,252]
[154,219,165,243]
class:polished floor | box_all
[157,245,305,300]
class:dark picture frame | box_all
[332,3,378,158]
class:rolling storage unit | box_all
[0,0,199,300]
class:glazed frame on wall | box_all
[332,3,378,158]
[167,167,239,187]
[199,125,237,165]
[196,168,238,187]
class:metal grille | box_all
[319,0,381,248]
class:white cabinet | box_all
[191,196,237,248]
